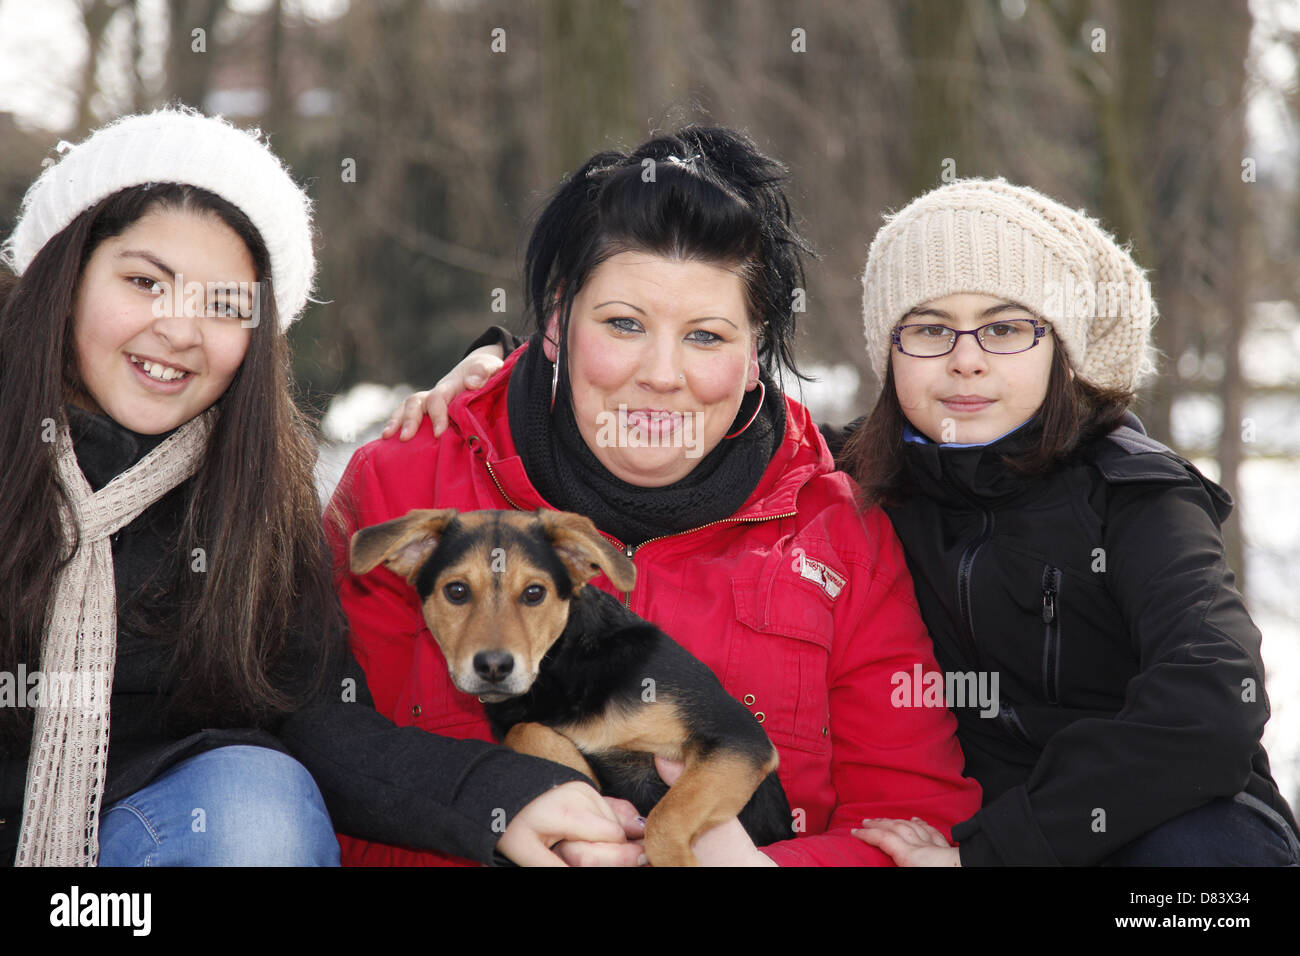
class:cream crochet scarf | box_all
[16,410,212,866]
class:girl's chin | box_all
[101,399,201,436]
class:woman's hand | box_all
[653,757,778,867]
[852,817,961,867]
[496,781,633,867]
[382,343,506,441]
[552,796,647,867]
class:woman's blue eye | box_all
[687,329,723,344]
[607,317,642,333]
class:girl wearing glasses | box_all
[847,178,1297,866]
[407,177,1298,865]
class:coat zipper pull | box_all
[1041,571,1057,624]
[622,545,635,607]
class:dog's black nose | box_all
[473,650,515,683]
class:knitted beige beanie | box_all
[3,107,314,330]
[861,178,1156,391]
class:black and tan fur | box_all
[350,508,790,866]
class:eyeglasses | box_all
[891,319,1048,358]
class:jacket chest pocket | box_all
[728,576,834,756]
[991,551,1124,710]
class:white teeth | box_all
[130,355,188,382]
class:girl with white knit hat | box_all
[847,178,1298,866]
[0,109,640,866]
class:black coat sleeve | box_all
[954,473,1270,865]
[462,326,525,360]
[817,415,864,463]
[271,579,588,865]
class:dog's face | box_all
[350,509,635,700]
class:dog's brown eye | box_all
[444,582,470,604]
[521,584,546,605]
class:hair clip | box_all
[666,153,702,168]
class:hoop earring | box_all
[549,343,561,413]
[723,380,764,439]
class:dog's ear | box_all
[350,509,460,581]
[536,509,636,592]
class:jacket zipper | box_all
[480,450,796,609]
[956,508,993,671]
[1041,565,1062,705]
[956,506,1030,745]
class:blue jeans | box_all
[98,745,340,866]
[1103,791,1300,866]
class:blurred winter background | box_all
[1,0,1296,810]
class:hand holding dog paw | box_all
[653,757,778,867]
[852,817,961,867]
[497,781,628,867]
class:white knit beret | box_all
[2,107,314,331]
[861,178,1156,392]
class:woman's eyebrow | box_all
[593,299,646,314]
[117,249,177,277]
[685,315,739,329]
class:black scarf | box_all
[508,334,785,547]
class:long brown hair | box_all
[0,184,340,744]
[844,341,1134,509]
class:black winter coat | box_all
[0,406,585,865]
[881,412,1296,865]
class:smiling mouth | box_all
[128,353,193,383]
[624,409,685,431]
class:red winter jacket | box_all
[327,345,981,865]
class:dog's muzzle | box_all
[452,651,535,699]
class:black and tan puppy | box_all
[350,507,791,866]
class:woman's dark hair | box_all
[844,336,1134,508]
[524,126,813,391]
[0,183,340,744]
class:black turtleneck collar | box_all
[900,416,1047,507]
[66,404,174,492]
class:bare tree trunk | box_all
[166,0,227,108]
[265,0,288,131]
[906,0,977,196]
[1210,3,1253,590]
[541,0,636,177]
[75,0,120,133]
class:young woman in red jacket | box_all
[333,127,983,866]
